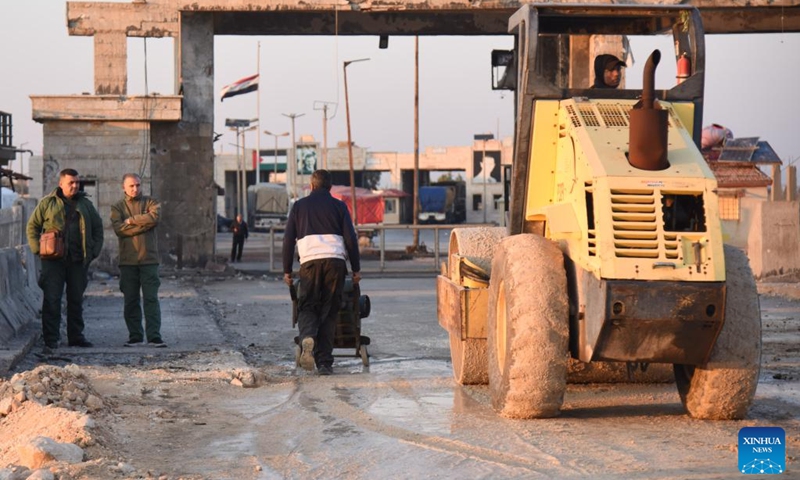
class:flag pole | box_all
[249,41,261,223]
[254,40,261,167]
[256,41,261,178]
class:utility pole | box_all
[282,112,304,199]
[412,36,420,248]
[313,101,335,170]
[344,58,370,226]
[256,41,261,181]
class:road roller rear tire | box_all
[448,227,507,281]
[674,245,761,420]
[446,227,507,385]
[449,333,488,385]
[488,234,569,418]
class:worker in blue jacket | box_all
[283,169,361,375]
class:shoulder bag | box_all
[39,230,65,260]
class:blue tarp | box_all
[419,186,448,213]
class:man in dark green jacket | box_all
[110,173,165,347]
[26,168,104,353]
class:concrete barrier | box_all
[0,197,41,353]
[0,245,41,344]
[0,197,37,249]
[0,205,22,249]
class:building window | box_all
[384,198,396,214]
[718,193,740,220]
[473,194,483,211]
[493,194,502,210]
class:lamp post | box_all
[474,133,494,224]
[240,124,257,219]
[282,112,305,199]
[413,37,420,247]
[264,130,289,183]
[225,118,258,218]
[344,57,370,225]
[228,127,243,216]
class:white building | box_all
[215,136,513,225]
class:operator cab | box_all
[494,5,708,237]
[492,5,705,137]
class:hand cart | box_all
[290,275,372,366]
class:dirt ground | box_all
[1,274,798,479]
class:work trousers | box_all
[297,258,346,368]
[231,236,245,262]
[39,259,89,346]
[119,264,162,342]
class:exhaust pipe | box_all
[628,50,670,171]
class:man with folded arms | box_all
[111,173,166,348]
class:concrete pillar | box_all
[771,164,784,201]
[174,33,182,95]
[150,12,216,267]
[94,32,127,95]
[755,200,800,277]
[787,165,797,201]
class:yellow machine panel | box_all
[528,98,725,282]
[525,100,561,223]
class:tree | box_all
[436,172,463,183]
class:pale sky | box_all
[2,1,799,174]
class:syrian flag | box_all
[220,74,259,102]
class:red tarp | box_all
[330,185,385,225]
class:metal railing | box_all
[268,223,497,273]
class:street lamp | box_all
[282,112,305,199]
[344,57,370,225]
[228,127,243,216]
[240,124,258,218]
[225,118,258,218]
[264,130,289,183]
[474,133,494,224]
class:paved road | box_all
[5,269,799,479]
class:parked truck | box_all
[418,181,466,224]
[247,183,289,231]
[437,5,761,420]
